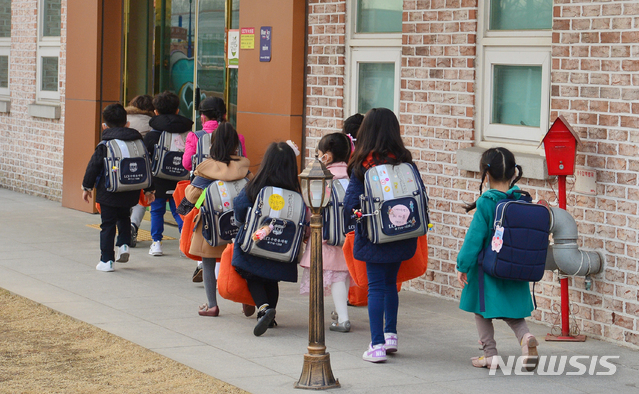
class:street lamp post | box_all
[296,155,340,390]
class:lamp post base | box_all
[295,353,340,390]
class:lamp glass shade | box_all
[299,157,334,209]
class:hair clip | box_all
[346,133,356,152]
[286,140,300,157]
[486,163,491,167]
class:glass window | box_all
[357,63,395,113]
[0,55,7,88]
[0,0,10,38]
[41,56,58,91]
[491,65,542,127]
[356,0,402,33]
[489,0,552,31]
[42,0,61,37]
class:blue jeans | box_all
[150,198,183,242]
[366,261,401,346]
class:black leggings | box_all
[246,277,279,310]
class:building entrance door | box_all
[123,0,238,127]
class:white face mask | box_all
[319,154,329,164]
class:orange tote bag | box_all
[179,208,201,261]
[218,244,255,306]
[342,232,429,288]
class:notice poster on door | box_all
[240,27,255,49]
[228,29,239,68]
[260,27,272,62]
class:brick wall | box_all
[305,0,639,348]
[305,0,346,161]
[0,0,67,201]
[549,0,639,347]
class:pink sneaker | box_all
[362,343,387,363]
[384,333,398,353]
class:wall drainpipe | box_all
[545,207,603,277]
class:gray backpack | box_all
[191,130,244,170]
[101,139,152,193]
[360,163,429,244]
[322,179,356,246]
[199,178,249,247]
[151,131,190,180]
[239,186,307,263]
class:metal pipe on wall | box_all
[545,207,603,276]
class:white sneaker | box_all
[115,244,130,263]
[149,241,163,256]
[96,261,114,272]
[384,333,398,353]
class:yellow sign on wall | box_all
[240,27,255,49]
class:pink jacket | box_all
[182,120,247,171]
[300,162,349,272]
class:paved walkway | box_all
[1,188,638,393]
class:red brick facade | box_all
[305,0,639,348]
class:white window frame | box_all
[482,48,551,144]
[475,0,552,153]
[36,0,61,103]
[349,47,401,116]
[345,0,402,119]
[0,45,9,97]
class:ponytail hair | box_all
[209,122,240,165]
[463,147,522,212]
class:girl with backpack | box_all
[299,133,353,333]
[456,147,539,370]
[182,97,247,172]
[178,123,254,317]
[343,108,421,363]
[182,97,246,282]
[232,141,302,336]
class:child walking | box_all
[182,97,246,172]
[125,94,155,247]
[143,91,193,256]
[456,147,539,370]
[232,141,301,337]
[299,133,353,332]
[178,123,254,317]
[343,108,421,362]
[82,103,155,271]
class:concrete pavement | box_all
[1,187,638,393]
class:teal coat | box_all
[456,187,534,319]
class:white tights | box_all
[331,277,350,323]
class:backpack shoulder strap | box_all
[195,130,207,139]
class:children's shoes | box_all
[115,244,129,263]
[521,333,539,371]
[471,355,499,369]
[384,333,398,353]
[362,343,387,363]
[96,261,114,272]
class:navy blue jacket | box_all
[231,189,299,283]
[82,127,152,208]
[343,167,418,264]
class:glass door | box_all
[154,0,197,121]
[194,0,239,128]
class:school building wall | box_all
[305,0,639,349]
[0,0,67,200]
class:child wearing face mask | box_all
[299,133,354,332]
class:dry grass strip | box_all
[0,289,247,394]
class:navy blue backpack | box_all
[477,190,551,312]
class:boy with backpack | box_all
[82,103,155,272]
[143,91,194,256]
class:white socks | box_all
[331,279,349,323]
